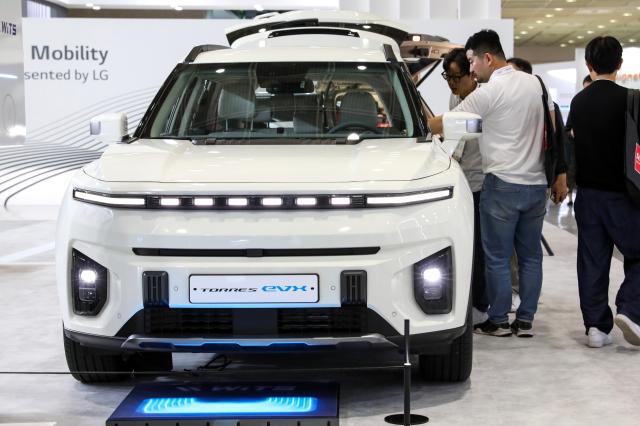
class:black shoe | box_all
[511,319,534,338]
[473,319,512,337]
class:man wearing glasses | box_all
[442,48,488,326]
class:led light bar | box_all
[194,197,214,207]
[367,189,452,206]
[228,197,248,207]
[73,189,145,207]
[262,197,283,207]
[139,397,318,415]
[160,197,180,207]
[296,197,317,206]
[73,187,453,210]
[330,196,351,206]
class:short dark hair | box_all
[464,29,506,60]
[443,48,470,75]
[583,74,593,84]
[507,57,533,74]
[585,36,622,74]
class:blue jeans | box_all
[480,174,547,324]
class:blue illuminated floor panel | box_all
[106,381,339,425]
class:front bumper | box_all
[56,167,474,346]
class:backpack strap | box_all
[536,75,549,104]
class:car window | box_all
[144,62,417,142]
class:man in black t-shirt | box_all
[568,36,640,348]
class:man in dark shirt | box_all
[568,36,640,347]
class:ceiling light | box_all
[621,42,626,46]
[85,2,93,6]
[520,31,528,35]
[254,4,264,11]
[587,30,594,34]
[597,25,605,29]
[528,26,534,29]
[536,20,543,24]
[173,5,183,11]
[568,40,574,44]
[515,35,521,40]
[577,35,584,39]
[630,39,637,43]
[560,43,567,47]
[92,5,101,10]
[554,8,563,11]
[412,35,421,42]
[610,19,617,23]
[566,0,576,2]
[623,13,632,17]
[545,14,554,18]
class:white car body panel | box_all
[56,10,476,364]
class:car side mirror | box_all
[89,113,129,144]
[439,111,482,156]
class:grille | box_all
[141,307,369,337]
[340,271,367,306]
[143,271,169,307]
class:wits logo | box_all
[1,21,17,36]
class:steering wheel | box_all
[327,122,381,134]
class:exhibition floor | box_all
[0,203,638,425]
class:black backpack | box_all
[536,76,567,187]
[625,88,640,207]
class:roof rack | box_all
[183,45,229,63]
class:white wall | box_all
[532,61,576,121]
[0,0,26,145]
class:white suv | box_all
[57,10,480,383]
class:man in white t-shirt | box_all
[442,48,488,326]
[429,30,567,338]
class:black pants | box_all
[472,191,489,312]
[575,187,640,333]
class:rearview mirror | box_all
[439,111,482,156]
[89,113,129,144]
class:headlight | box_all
[71,187,453,210]
[413,247,453,314]
[71,249,108,316]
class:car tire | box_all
[63,332,131,383]
[418,303,473,382]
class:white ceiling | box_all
[503,0,640,47]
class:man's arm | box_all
[427,87,489,138]
[428,115,443,135]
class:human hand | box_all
[550,173,568,204]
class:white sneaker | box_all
[614,314,640,346]
[472,307,488,325]
[587,327,613,348]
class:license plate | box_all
[189,274,319,304]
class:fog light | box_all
[71,249,108,315]
[413,247,453,314]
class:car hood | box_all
[84,138,450,183]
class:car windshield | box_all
[143,62,417,142]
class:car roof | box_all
[193,28,398,64]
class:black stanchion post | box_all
[384,319,429,425]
